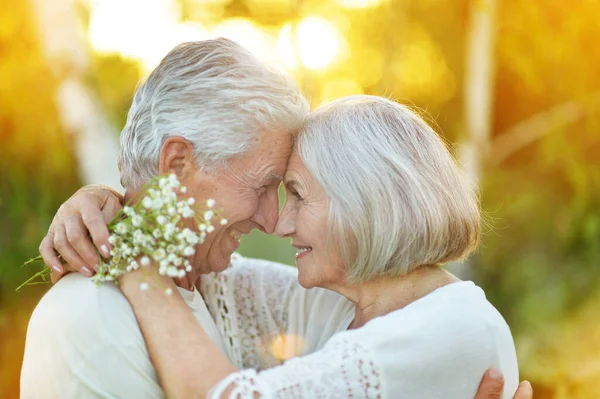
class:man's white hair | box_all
[296,95,481,283]
[118,38,309,189]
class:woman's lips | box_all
[295,246,312,260]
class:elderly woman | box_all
[42,96,526,398]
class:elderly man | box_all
[21,39,531,398]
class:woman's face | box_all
[275,151,347,289]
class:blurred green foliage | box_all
[1,0,599,398]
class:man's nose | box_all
[252,189,280,234]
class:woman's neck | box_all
[345,265,460,330]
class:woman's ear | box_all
[159,137,196,179]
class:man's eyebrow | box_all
[264,172,284,185]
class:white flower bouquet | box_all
[18,174,223,294]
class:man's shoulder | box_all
[22,275,162,398]
[29,273,138,339]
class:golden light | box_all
[211,19,279,65]
[269,334,306,361]
[319,78,364,105]
[296,16,341,70]
[335,0,385,8]
[88,0,209,71]
[276,24,298,71]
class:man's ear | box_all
[159,137,196,179]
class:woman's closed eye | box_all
[289,188,303,201]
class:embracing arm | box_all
[119,271,238,398]
[120,269,532,399]
[39,184,123,280]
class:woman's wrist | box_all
[118,265,178,298]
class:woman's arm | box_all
[119,270,237,398]
[120,268,532,399]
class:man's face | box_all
[183,129,293,273]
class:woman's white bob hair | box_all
[296,95,480,283]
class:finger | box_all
[65,213,102,270]
[39,231,64,274]
[474,368,505,399]
[53,224,95,277]
[513,381,533,399]
[81,202,113,259]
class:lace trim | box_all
[210,338,383,399]
[203,256,296,370]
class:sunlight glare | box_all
[335,0,384,8]
[276,24,298,71]
[88,0,209,71]
[211,19,278,65]
[296,17,340,70]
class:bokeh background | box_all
[1,0,599,397]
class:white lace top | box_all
[201,255,519,399]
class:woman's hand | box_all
[39,184,123,281]
[475,368,533,399]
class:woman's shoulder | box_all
[353,281,513,345]
[332,281,514,362]
[324,281,518,398]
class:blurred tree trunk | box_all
[460,0,497,185]
[452,0,497,279]
[29,0,122,189]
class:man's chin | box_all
[207,251,235,273]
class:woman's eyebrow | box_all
[283,178,299,189]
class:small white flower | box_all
[199,224,207,231]
[140,282,149,291]
[167,206,176,216]
[187,197,195,205]
[180,186,187,194]
[132,214,143,227]
[165,223,175,235]
[204,210,214,221]
[177,269,186,278]
[185,265,192,272]
[168,174,180,187]
[115,223,127,235]
[220,218,228,225]
[206,225,215,233]
[181,208,194,218]
[183,246,195,256]
[153,229,162,239]
[108,236,116,244]
[123,206,133,215]
[156,215,167,225]
[152,198,164,210]
[167,266,178,277]
[142,196,153,209]
[153,248,166,261]
[165,288,173,296]
[206,199,216,208]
